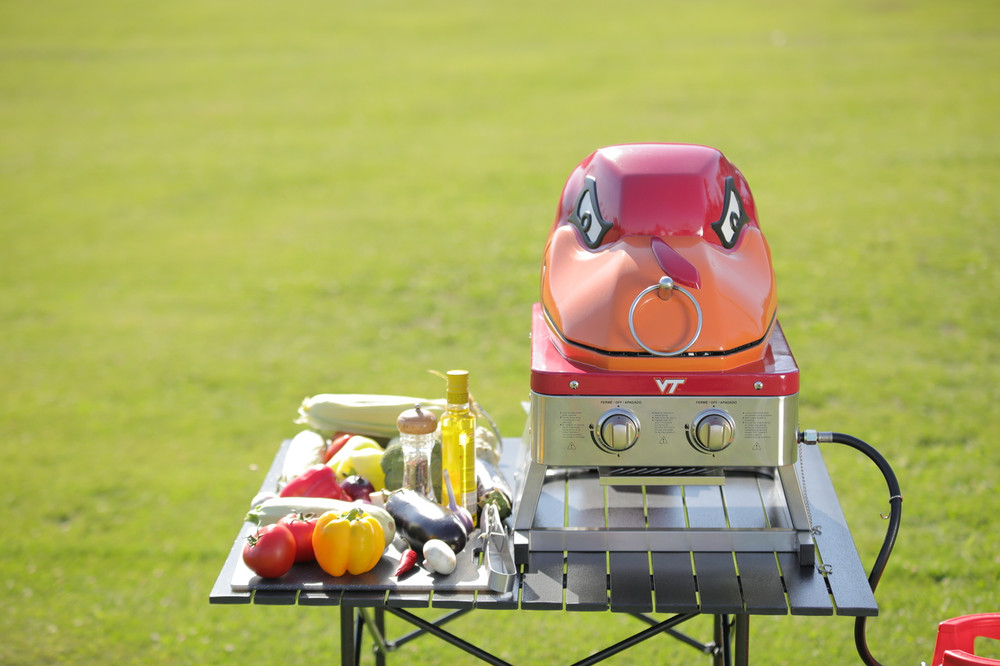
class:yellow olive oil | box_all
[440,370,478,526]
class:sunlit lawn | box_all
[1,1,998,663]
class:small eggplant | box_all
[385,489,468,554]
[442,470,475,534]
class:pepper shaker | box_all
[396,403,438,500]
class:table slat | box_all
[651,552,699,613]
[778,553,833,615]
[736,552,787,615]
[383,590,433,608]
[433,590,478,609]
[341,590,386,606]
[685,485,728,528]
[252,589,299,605]
[534,470,568,528]
[565,552,609,611]
[608,551,652,612]
[605,485,646,528]
[645,484,686,529]
[473,587,519,610]
[722,473,768,529]
[693,552,743,614]
[520,551,564,610]
[298,589,344,606]
[566,472,606,529]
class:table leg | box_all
[708,615,750,666]
[374,608,386,666]
[713,615,729,666]
[733,615,749,666]
[340,603,357,666]
[359,608,389,665]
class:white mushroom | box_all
[422,539,457,575]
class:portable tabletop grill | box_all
[512,143,815,567]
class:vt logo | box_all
[655,378,685,394]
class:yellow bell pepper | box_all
[327,435,380,468]
[334,447,386,491]
[327,435,386,490]
[312,507,385,577]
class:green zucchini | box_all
[245,496,395,548]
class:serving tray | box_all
[229,524,493,593]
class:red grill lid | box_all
[541,143,778,372]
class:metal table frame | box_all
[210,438,877,664]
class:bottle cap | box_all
[396,403,438,435]
[445,369,470,405]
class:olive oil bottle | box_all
[440,370,478,526]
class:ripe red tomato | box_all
[242,523,296,578]
[278,512,318,562]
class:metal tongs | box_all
[475,502,517,593]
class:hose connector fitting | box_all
[798,429,833,444]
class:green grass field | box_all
[2,0,998,663]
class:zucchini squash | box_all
[245,496,395,549]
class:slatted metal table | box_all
[210,437,877,665]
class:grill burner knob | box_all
[692,410,736,452]
[596,409,640,452]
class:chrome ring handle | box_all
[628,276,703,357]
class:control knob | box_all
[691,410,736,452]
[596,409,640,452]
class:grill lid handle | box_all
[627,276,704,357]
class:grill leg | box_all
[512,458,547,532]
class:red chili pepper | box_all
[395,548,418,577]
[279,464,348,500]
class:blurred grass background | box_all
[1,0,998,663]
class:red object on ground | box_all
[932,614,1000,666]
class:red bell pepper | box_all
[279,464,348,500]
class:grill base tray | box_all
[512,439,816,568]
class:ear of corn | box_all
[296,392,504,462]
[296,394,447,439]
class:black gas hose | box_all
[799,430,902,666]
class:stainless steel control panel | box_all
[530,392,799,468]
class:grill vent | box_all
[598,466,725,486]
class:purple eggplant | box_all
[386,489,468,554]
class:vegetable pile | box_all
[240,393,513,582]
